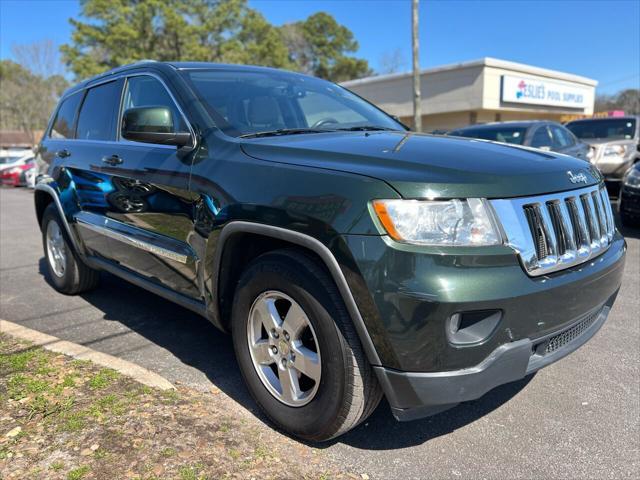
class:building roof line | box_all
[341,57,598,88]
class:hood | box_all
[240,131,601,198]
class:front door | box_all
[72,74,200,299]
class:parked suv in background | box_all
[35,62,626,441]
[619,162,640,226]
[448,121,589,159]
[566,116,640,195]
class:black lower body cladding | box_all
[340,232,626,420]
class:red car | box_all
[0,154,35,187]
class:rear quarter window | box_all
[50,93,83,139]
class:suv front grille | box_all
[491,184,615,276]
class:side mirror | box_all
[121,107,191,147]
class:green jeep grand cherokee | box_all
[34,61,626,441]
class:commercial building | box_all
[341,57,597,132]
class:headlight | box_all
[624,167,640,187]
[371,198,502,246]
[602,145,627,161]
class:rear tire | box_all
[231,249,382,441]
[41,203,100,294]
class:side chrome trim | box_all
[213,221,382,366]
[75,211,194,264]
[34,183,85,255]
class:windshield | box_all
[449,126,527,145]
[566,119,636,140]
[181,69,404,137]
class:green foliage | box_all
[67,465,91,480]
[61,0,370,82]
[87,368,120,389]
[0,60,68,137]
[281,12,372,82]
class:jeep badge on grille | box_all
[567,170,588,184]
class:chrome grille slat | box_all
[490,184,616,277]
[556,201,577,258]
[599,187,614,241]
[591,191,608,244]
[582,194,601,248]
[567,197,591,257]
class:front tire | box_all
[231,249,382,441]
[41,203,100,294]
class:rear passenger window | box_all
[122,76,187,133]
[50,93,83,139]
[76,81,121,141]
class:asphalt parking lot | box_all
[1,187,638,479]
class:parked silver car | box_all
[448,121,589,160]
[565,116,640,193]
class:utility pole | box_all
[412,0,422,132]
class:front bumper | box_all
[340,230,626,421]
[376,295,615,421]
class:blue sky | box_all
[1,0,638,94]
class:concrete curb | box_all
[0,319,175,391]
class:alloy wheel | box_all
[247,291,322,407]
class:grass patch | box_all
[0,347,39,373]
[67,465,90,480]
[160,447,177,457]
[50,461,64,471]
[7,373,49,399]
[178,464,205,480]
[59,411,86,432]
[87,368,119,390]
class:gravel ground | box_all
[1,187,639,479]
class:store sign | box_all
[501,75,590,108]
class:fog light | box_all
[447,310,502,346]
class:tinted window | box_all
[76,81,121,141]
[122,76,187,133]
[530,127,552,148]
[449,126,527,145]
[50,92,83,139]
[566,119,636,140]
[181,69,402,137]
[550,125,575,148]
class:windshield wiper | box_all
[239,128,328,139]
[335,125,398,132]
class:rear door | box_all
[72,73,200,299]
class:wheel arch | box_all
[210,221,382,366]
[34,183,84,255]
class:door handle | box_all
[56,149,71,158]
[102,155,123,166]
